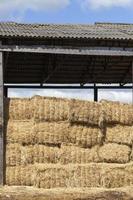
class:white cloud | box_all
[99,89,132,104]
[81,0,133,10]
[8,89,94,101]
[0,0,70,20]
[8,88,132,103]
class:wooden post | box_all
[0,51,4,185]
[4,87,8,98]
[132,60,133,104]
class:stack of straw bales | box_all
[5,96,133,190]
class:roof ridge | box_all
[95,22,133,26]
[0,21,94,26]
[1,21,133,26]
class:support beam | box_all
[41,55,57,84]
[0,52,4,185]
[80,57,95,85]
[94,85,98,102]
[4,85,133,90]
[1,45,133,56]
[120,61,132,85]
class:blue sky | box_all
[1,0,133,24]
[25,4,133,24]
[0,0,132,102]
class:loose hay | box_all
[6,120,35,144]
[5,98,33,120]
[1,186,133,200]
[60,144,100,164]
[34,122,69,145]
[98,143,131,164]
[101,100,133,125]
[33,96,69,122]
[6,166,34,186]
[69,99,102,126]
[68,124,103,147]
[106,125,133,146]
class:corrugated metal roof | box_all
[0,22,133,40]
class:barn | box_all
[0,22,133,199]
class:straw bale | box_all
[68,164,101,188]
[101,100,133,125]
[34,122,69,144]
[130,146,133,161]
[34,164,101,189]
[106,125,133,146]
[69,163,133,188]
[101,162,133,188]
[10,163,133,189]
[6,144,60,166]
[34,164,69,189]
[31,145,60,164]
[68,163,133,188]
[6,143,21,166]
[6,166,34,186]
[98,143,131,164]
[35,122,102,147]
[6,120,69,145]
[68,124,103,147]
[5,98,33,120]
[6,144,33,166]
[60,144,100,164]
[33,96,69,122]
[20,145,34,165]
[69,99,102,126]
[6,120,36,144]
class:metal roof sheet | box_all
[0,22,133,40]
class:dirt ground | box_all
[0,186,133,200]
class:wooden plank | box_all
[0,45,133,56]
[0,186,133,200]
[0,51,4,185]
